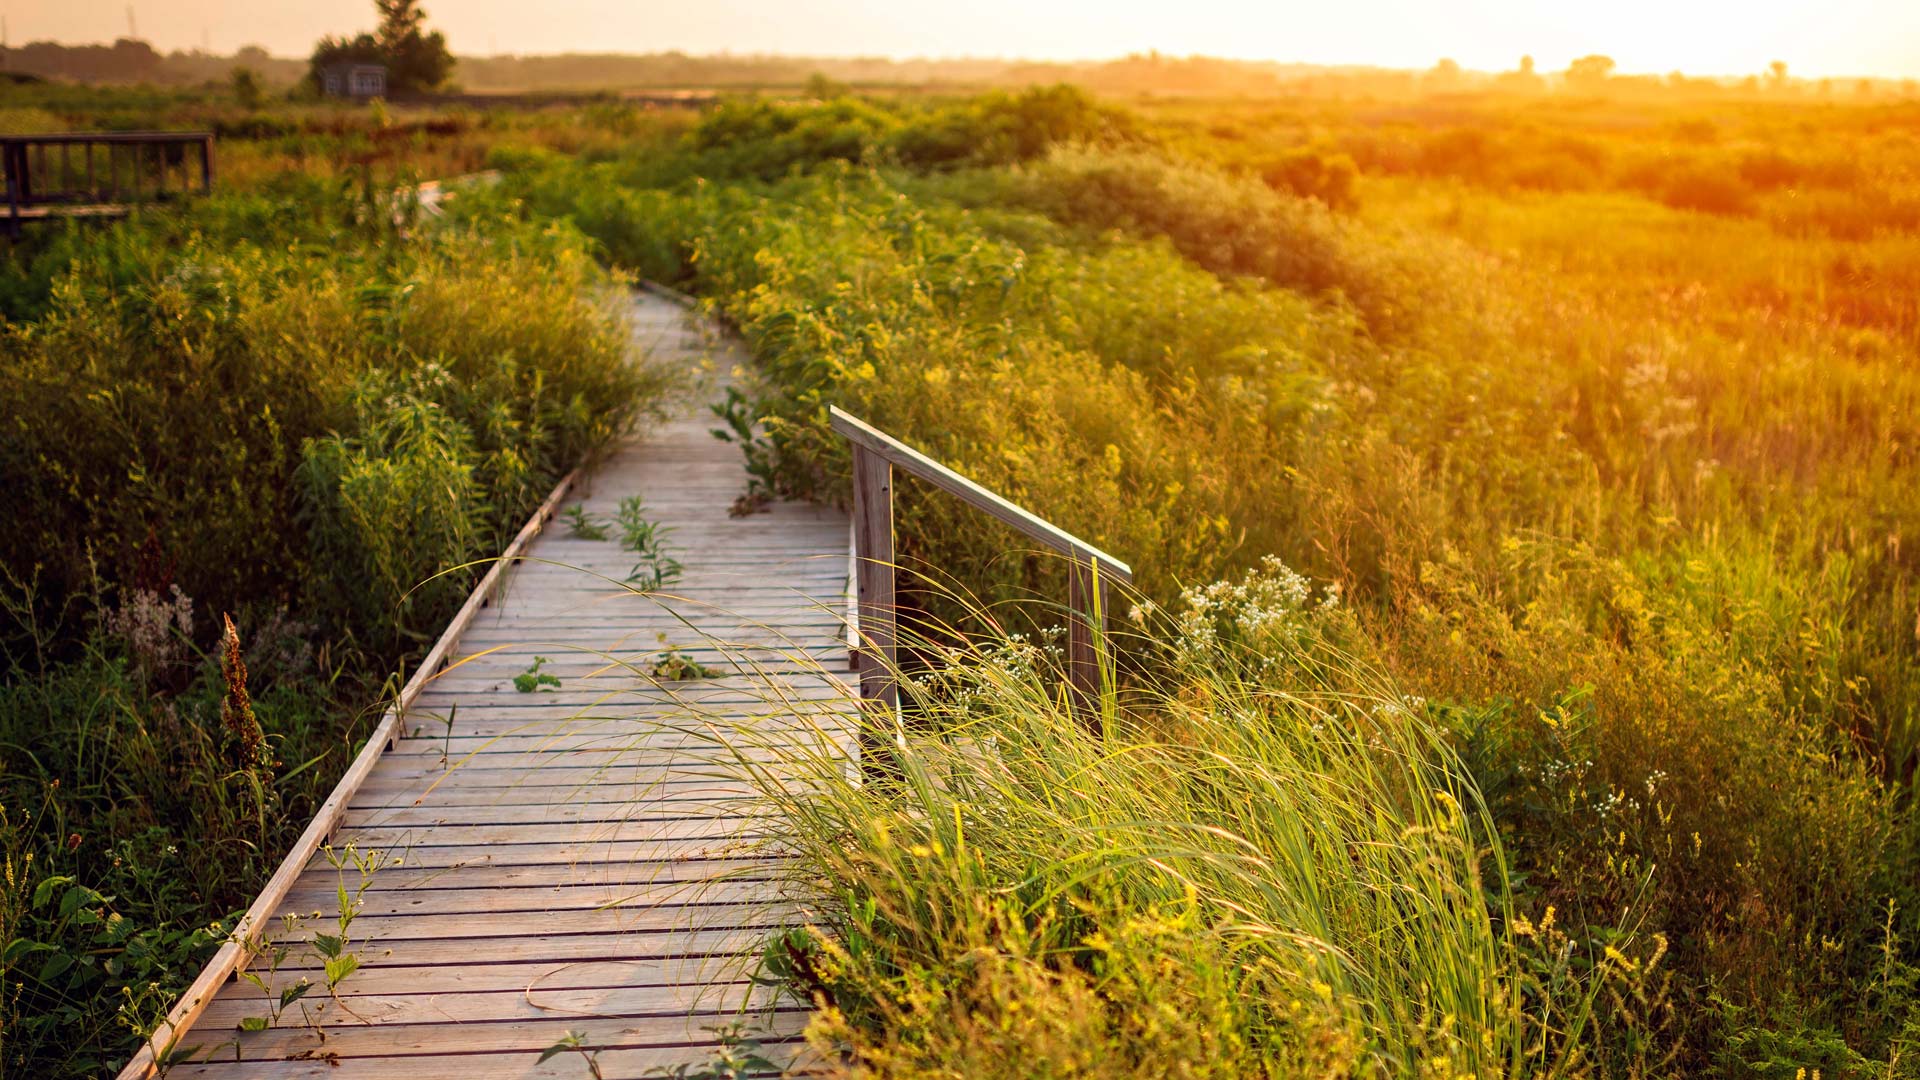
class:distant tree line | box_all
[2,34,1914,104]
[0,40,303,86]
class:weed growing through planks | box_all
[642,1022,782,1078]
[649,634,724,681]
[225,843,407,1054]
[708,387,774,517]
[235,913,314,1039]
[616,497,684,590]
[539,1030,605,1079]
[311,843,398,1010]
[561,504,611,541]
[513,657,562,693]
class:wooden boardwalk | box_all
[141,291,854,1078]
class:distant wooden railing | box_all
[829,406,1131,733]
[3,131,214,237]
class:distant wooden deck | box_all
[4,131,214,237]
[128,291,854,1078]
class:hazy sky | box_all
[5,0,1918,79]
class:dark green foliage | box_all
[645,84,1139,185]
[0,180,663,1076]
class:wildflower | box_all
[220,615,269,772]
[1603,943,1637,971]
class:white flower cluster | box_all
[104,585,195,675]
[1172,555,1335,666]
[910,631,1058,714]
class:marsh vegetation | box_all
[3,74,1918,1077]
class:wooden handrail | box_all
[0,130,216,146]
[828,405,1126,733]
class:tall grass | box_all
[712,566,1639,1077]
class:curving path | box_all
[139,290,852,1078]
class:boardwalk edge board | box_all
[116,463,584,1079]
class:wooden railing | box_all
[3,131,214,237]
[829,406,1131,733]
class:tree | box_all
[308,0,452,97]
[231,65,264,108]
[375,0,453,94]
[1495,54,1544,93]
[1564,54,1616,89]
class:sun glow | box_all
[6,0,1917,79]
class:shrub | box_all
[1258,145,1359,210]
[1659,164,1754,215]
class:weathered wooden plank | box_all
[280,876,776,916]
[262,900,806,948]
[334,816,767,849]
[270,926,791,971]
[383,727,852,756]
[192,1009,810,1064]
[339,746,822,773]
[167,1037,809,1079]
[312,831,778,873]
[347,781,771,809]
[390,711,855,740]
[280,857,789,895]
[341,795,768,828]
[203,954,775,1000]
[195,981,777,1033]
[350,763,823,792]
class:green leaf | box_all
[3,938,52,963]
[239,1016,270,1032]
[31,875,73,909]
[312,933,344,959]
[323,953,360,989]
[37,951,74,983]
[59,883,102,919]
[280,981,313,1009]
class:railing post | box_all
[3,141,21,239]
[850,444,897,711]
[17,142,34,203]
[200,135,215,192]
[1065,554,1107,738]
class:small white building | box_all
[319,62,388,100]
